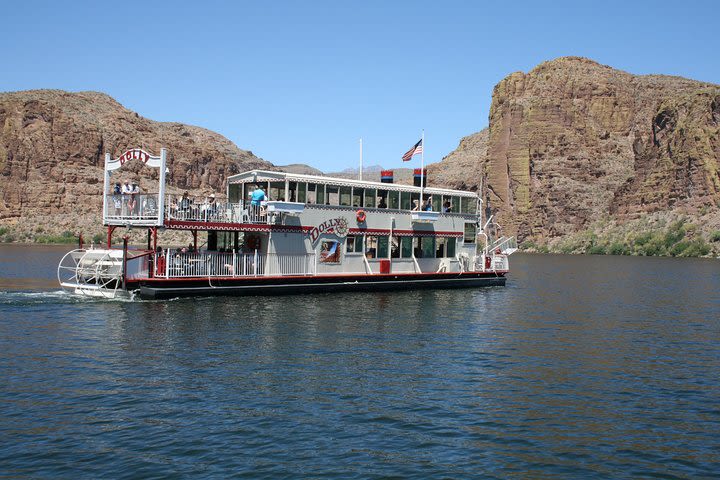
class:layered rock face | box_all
[480,57,720,241]
[0,90,272,235]
[427,129,487,192]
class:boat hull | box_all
[135,272,506,299]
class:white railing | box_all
[164,198,271,224]
[104,194,160,222]
[158,251,316,278]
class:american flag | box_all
[402,139,423,161]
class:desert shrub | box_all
[608,242,629,255]
[710,230,720,242]
[588,244,607,255]
[663,220,686,248]
[0,227,8,236]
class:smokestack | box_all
[413,168,427,187]
[381,170,394,183]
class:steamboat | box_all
[58,148,516,299]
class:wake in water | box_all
[0,289,145,306]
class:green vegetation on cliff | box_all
[522,217,716,257]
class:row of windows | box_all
[236,181,478,214]
[343,235,458,259]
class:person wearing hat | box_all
[206,193,217,220]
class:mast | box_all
[420,129,425,201]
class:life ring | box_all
[356,209,366,223]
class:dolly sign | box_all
[308,217,348,244]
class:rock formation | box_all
[441,57,720,244]
[0,90,272,238]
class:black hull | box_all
[134,272,507,299]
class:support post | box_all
[107,225,117,248]
[192,230,198,251]
[157,148,167,227]
[122,236,128,291]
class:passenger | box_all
[442,200,452,213]
[179,191,192,219]
[205,193,217,220]
[424,196,433,211]
[127,193,137,217]
[113,194,122,216]
[378,197,387,209]
[249,185,266,221]
[411,200,420,211]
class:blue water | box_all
[1,245,719,478]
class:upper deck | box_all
[104,169,483,236]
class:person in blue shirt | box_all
[249,185,266,221]
[250,185,266,206]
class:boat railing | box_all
[164,198,271,224]
[104,194,161,224]
[487,236,518,255]
[157,251,317,278]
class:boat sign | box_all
[308,217,349,243]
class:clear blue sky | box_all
[2,1,718,172]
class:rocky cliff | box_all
[0,90,272,240]
[441,57,720,248]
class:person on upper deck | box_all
[442,200,452,213]
[250,185,266,206]
[411,200,420,211]
[424,196,433,211]
[378,197,387,209]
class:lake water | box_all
[1,244,719,478]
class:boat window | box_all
[327,186,339,205]
[352,188,363,207]
[388,191,400,209]
[422,237,435,258]
[346,235,364,254]
[411,192,420,211]
[339,186,351,206]
[270,182,286,201]
[377,189,388,209]
[377,236,389,258]
[462,197,477,213]
[400,237,413,258]
[435,238,446,258]
[446,238,456,257]
[319,240,341,263]
[298,182,307,203]
[412,237,422,258]
[364,188,376,208]
[400,191,411,210]
[464,223,476,243]
[316,184,325,204]
[365,236,378,258]
[391,236,400,258]
[432,194,441,212]
[306,183,316,204]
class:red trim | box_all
[139,270,507,283]
[165,220,311,234]
[165,220,462,238]
[349,228,462,238]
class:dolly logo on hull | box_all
[308,217,348,243]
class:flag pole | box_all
[420,129,425,202]
[359,137,363,181]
